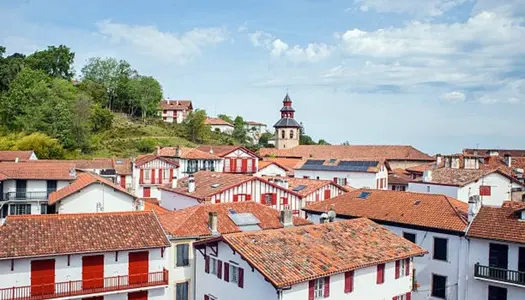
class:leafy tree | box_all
[25,45,75,80]
[300,134,317,145]
[184,109,210,143]
[341,141,350,145]
[217,114,234,124]
[318,139,330,145]
[0,48,26,92]
[90,104,114,132]
[77,79,108,106]
[13,132,65,159]
[136,138,157,153]
[128,75,163,118]
[258,132,274,147]
[232,116,251,145]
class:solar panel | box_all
[303,160,325,165]
[293,185,307,192]
[357,191,371,199]
[229,213,260,226]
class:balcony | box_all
[0,269,168,300]
[1,191,50,201]
[474,263,525,287]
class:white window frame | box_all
[144,169,151,179]
[210,257,218,275]
[236,159,242,172]
[225,159,231,172]
[163,169,171,179]
[400,259,408,277]
[264,194,273,206]
[247,159,253,170]
[314,278,324,299]
[230,264,239,284]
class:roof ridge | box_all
[443,195,468,225]
[7,210,151,220]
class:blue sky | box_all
[1,0,525,154]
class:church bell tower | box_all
[273,93,301,149]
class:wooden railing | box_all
[0,269,168,300]
[474,263,525,286]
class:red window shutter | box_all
[233,195,239,202]
[204,296,209,300]
[406,292,411,300]
[159,169,163,184]
[224,262,230,282]
[323,277,330,297]
[308,280,315,300]
[393,297,398,300]
[217,260,222,279]
[204,256,210,273]
[215,198,221,204]
[260,194,266,204]
[333,177,337,183]
[170,168,174,181]
[344,178,348,186]
[405,258,410,276]
[480,185,491,196]
[242,159,248,172]
[282,197,288,205]
[344,271,354,293]
[151,169,155,184]
[324,189,331,199]
[139,169,144,184]
[316,193,319,201]
[377,264,385,284]
[238,268,244,288]
[395,260,400,279]
[231,159,237,172]
[272,193,277,205]
[246,194,252,201]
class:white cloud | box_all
[441,91,465,103]
[353,0,471,17]
[96,20,227,64]
[249,30,333,63]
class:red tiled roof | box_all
[48,172,136,204]
[246,121,266,126]
[0,162,76,180]
[204,117,233,126]
[212,218,427,287]
[0,151,34,162]
[196,145,261,159]
[135,154,179,167]
[412,168,518,187]
[266,177,348,197]
[259,145,434,162]
[467,205,525,245]
[388,172,412,185]
[304,189,468,233]
[159,202,311,237]
[406,163,434,174]
[143,199,171,214]
[258,161,290,172]
[0,211,170,260]
[31,158,114,169]
[160,100,192,111]
[158,146,221,160]
[264,158,305,169]
[113,158,133,175]
[463,148,525,157]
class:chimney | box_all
[436,154,442,166]
[14,157,19,163]
[468,195,480,223]
[188,175,196,193]
[504,154,512,168]
[208,211,218,235]
[489,150,499,157]
[156,146,161,156]
[282,179,289,190]
[171,176,178,189]
[280,208,293,227]
[327,205,336,222]
[423,170,433,183]
[175,146,181,158]
[319,213,329,224]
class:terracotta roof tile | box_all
[405,163,434,174]
[0,151,34,162]
[31,159,114,169]
[266,177,348,197]
[246,121,266,126]
[463,148,525,157]
[216,218,427,287]
[0,211,170,259]
[160,100,192,110]
[159,202,311,237]
[196,145,261,159]
[388,172,412,185]
[304,189,468,233]
[467,205,525,244]
[0,162,76,180]
[159,146,221,160]
[143,200,171,214]
[135,154,179,167]
[113,158,133,175]
[204,117,233,126]
[413,168,512,187]
[48,172,136,204]
[260,145,434,162]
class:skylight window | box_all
[293,185,307,192]
[211,183,221,188]
[357,191,371,199]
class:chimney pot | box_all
[468,195,480,223]
[175,146,181,158]
[280,208,293,227]
[171,176,178,189]
[504,154,512,168]
[188,175,196,193]
[208,211,218,235]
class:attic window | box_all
[211,184,221,188]
[115,160,123,164]
[357,192,371,199]
[414,200,421,206]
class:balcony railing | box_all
[1,191,50,201]
[474,263,525,287]
[0,269,168,300]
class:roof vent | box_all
[413,200,421,206]
[208,211,219,235]
[211,183,220,188]
[357,191,371,199]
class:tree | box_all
[258,132,274,147]
[0,48,26,93]
[318,139,330,145]
[25,45,75,80]
[13,132,65,159]
[232,116,251,145]
[77,79,108,106]
[136,138,157,153]
[300,134,316,145]
[90,104,113,132]
[128,75,163,118]
[218,114,234,124]
[184,109,210,143]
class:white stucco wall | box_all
[210,124,233,134]
[294,169,382,189]
[56,183,136,213]
[256,164,287,177]
[408,182,460,199]
[166,238,197,300]
[160,189,200,210]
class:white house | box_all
[244,121,267,144]
[133,154,179,199]
[408,168,524,206]
[0,150,37,162]
[113,157,134,192]
[0,162,75,221]
[196,145,260,174]
[0,211,170,300]
[303,189,470,300]
[294,159,389,189]
[204,117,234,134]
[160,99,193,123]
[466,203,525,300]
[158,202,312,300]
[158,146,223,178]
[256,161,289,177]
[48,172,139,214]
[193,218,427,300]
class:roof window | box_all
[357,191,371,199]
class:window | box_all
[176,244,190,267]
[9,204,31,215]
[403,232,417,244]
[230,264,238,284]
[144,169,151,179]
[281,130,285,139]
[47,180,57,194]
[176,281,189,300]
[264,194,273,206]
[480,185,491,196]
[488,285,507,300]
[427,186,431,193]
[400,259,408,277]
[431,274,447,299]
[314,278,324,299]
[433,238,448,261]
[164,169,171,179]
[40,204,48,214]
[247,159,253,171]
[290,130,294,139]
[210,257,218,275]
[224,159,230,172]
[377,263,385,284]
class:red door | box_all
[129,251,149,285]
[128,291,148,300]
[143,187,151,198]
[120,175,126,188]
[324,189,331,200]
[31,259,55,297]
[82,255,104,290]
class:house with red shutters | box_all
[0,211,171,300]
[193,218,426,300]
[160,99,193,123]
[158,146,224,178]
[133,154,179,199]
[196,145,261,174]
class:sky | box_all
[1,0,525,155]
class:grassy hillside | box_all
[67,114,195,159]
